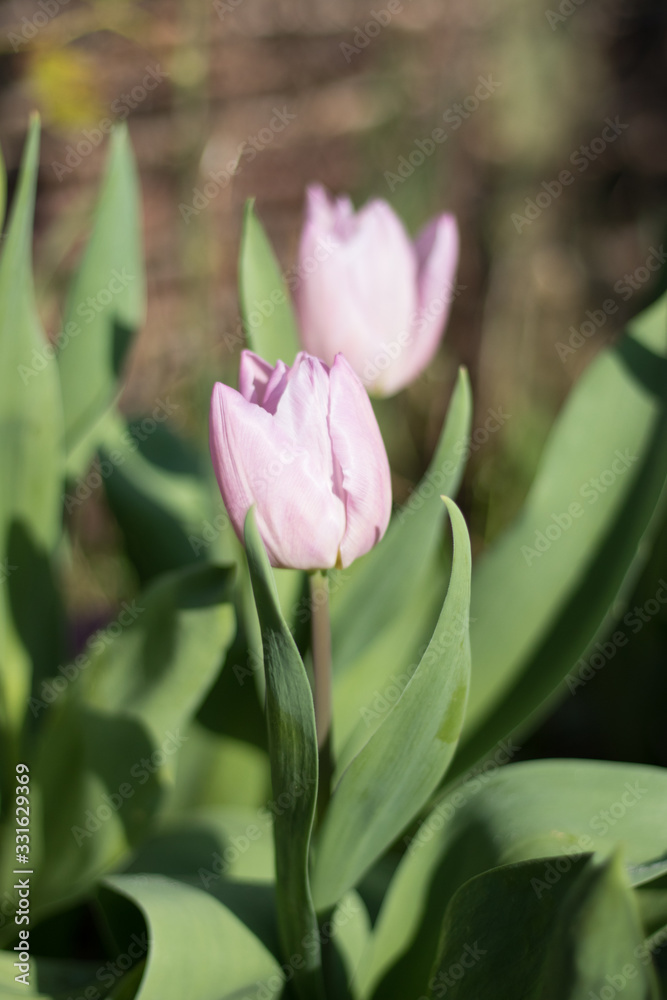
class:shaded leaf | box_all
[244,509,324,1000]
[362,759,667,1000]
[457,293,667,775]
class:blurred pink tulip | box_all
[294,185,459,396]
[209,350,392,570]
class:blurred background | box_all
[0,0,665,767]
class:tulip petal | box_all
[304,184,354,236]
[295,193,417,389]
[381,213,458,395]
[328,355,392,567]
[238,350,275,404]
[209,382,345,569]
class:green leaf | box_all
[541,852,659,1000]
[31,564,236,913]
[330,368,472,760]
[457,292,667,775]
[102,874,282,1000]
[97,412,226,586]
[312,498,472,913]
[428,856,592,1000]
[244,509,324,1000]
[426,853,657,1000]
[58,124,145,466]
[0,116,64,739]
[239,199,300,365]
[125,804,275,884]
[361,759,667,1000]
[332,891,372,999]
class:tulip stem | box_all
[310,570,333,821]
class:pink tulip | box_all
[293,185,459,397]
[209,350,392,570]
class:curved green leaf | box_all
[239,200,300,366]
[362,759,667,1000]
[58,124,145,468]
[312,498,471,912]
[244,509,324,1000]
[542,852,659,1000]
[31,564,236,914]
[103,874,282,1000]
[428,853,657,1000]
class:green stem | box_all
[310,571,332,822]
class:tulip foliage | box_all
[0,123,667,1000]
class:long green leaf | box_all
[0,116,63,736]
[331,368,472,760]
[457,292,667,775]
[58,124,145,467]
[239,199,300,365]
[312,498,471,912]
[244,509,324,1000]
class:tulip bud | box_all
[209,350,392,570]
[293,184,459,397]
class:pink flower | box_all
[209,350,392,570]
[293,184,459,396]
